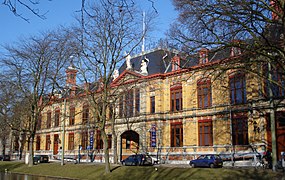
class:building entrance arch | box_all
[120,130,139,160]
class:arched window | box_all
[47,111,51,128]
[263,63,285,98]
[54,108,60,127]
[197,78,212,108]
[82,103,89,125]
[229,72,247,104]
[170,85,183,112]
[69,106,75,126]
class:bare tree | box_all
[0,87,12,157]
[2,0,158,22]
[170,0,285,171]
[70,0,153,173]
[2,0,49,22]
[0,29,71,166]
[170,0,285,73]
[0,73,23,157]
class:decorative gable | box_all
[111,70,143,85]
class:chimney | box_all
[84,82,91,91]
[199,48,209,64]
[271,0,282,20]
[172,55,181,71]
[230,40,242,57]
[66,64,78,96]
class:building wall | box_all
[32,58,285,164]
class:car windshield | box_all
[198,155,205,159]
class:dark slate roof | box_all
[119,48,179,75]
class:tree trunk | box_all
[2,143,6,156]
[101,130,110,173]
[113,133,118,164]
[111,111,118,164]
[28,137,34,167]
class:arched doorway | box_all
[120,130,139,160]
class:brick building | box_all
[29,46,285,164]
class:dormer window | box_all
[199,48,209,64]
[172,55,180,71]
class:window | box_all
[47,111,51,129]
[198,119,213,146]
[96,130,103,150]
[230,72,247,104]
[197,79,212,108]
[109,105,114,119]
[54,109,60,127]
[68,133,74,150]
[232,117,248,145]
[119,96,123,118]
[277,112,285,128]
[69,106,75,126]
[36,114,42,130]
[46,135,51,150]
[135,89,140,116]
[82,104,89,125]
[271,70,285,97]
[125,90,134,118]
[81,131,88,150]
[264,64,285,98]
[171,122,183,147]
[36,136,41,150]
[170,86,183,112]
[118,89,139,118]
[150,96,155,114]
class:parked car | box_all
[189,154,223,168]
[64,157,78,164]
[33,155,49,164]
[0,155,11,161]
[121,154,153,166]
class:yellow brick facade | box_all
[32,49,285,164]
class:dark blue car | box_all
[189,154,223,168]
[121,154,152,166]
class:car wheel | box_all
[209,163,215,168]
[190,163,195,168]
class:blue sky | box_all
[0,0,177,49]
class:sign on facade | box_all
[89,130,94,150]
[151,124,156,147]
